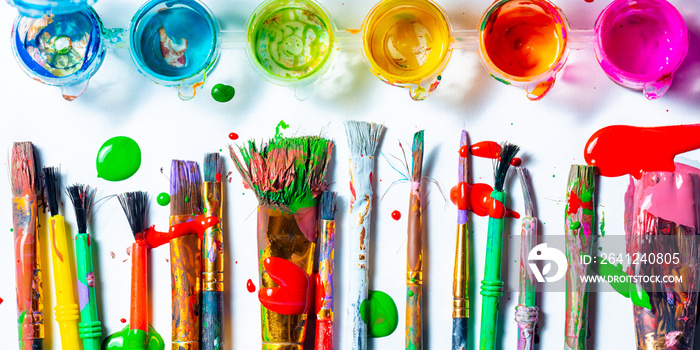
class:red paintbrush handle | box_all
[130,240,148,332]
[315,318,332,350]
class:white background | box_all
[1,0,700,349]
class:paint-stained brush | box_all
[479,143,520,350]
[66,184,102,350]
[11,142,45,350]
[451,131,469,350]
[515,167,539,350]
[170,160,203,350]
[43,167,81,350]
[344,121,385,350]
[202,153,225,350]
[316,191,337,350]
[406,130,424,350]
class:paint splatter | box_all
[471,141,501,159]
[458,146,469,157]
[228,132,239,140]
[599,212,605,237]
[570,221,581,230]
[110,251,116,259]
[258,257,310,315]
[10,228,13,232]
[96,136,142,181]
[590,259,651,308]
[510,157,522,166]
[157,192,170,206]
[391,210,401,220]
[211,84,235,102]
[120,318,127,323]
[126,246,132,256]
[359,290,399,338]
[103,324,165,350]
[450,182,519,218]
[0,297,3,305]
[584,124,700,179]
[247,279,256,293]
[87,272,95,287]
[275,120,290,139]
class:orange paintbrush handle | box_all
[130,240,148,332]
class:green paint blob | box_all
[156,192,170,206]
[580,190,593,203]
[408,291,414,297]
[184,196,189,203]
[569,221,581,230]
[590,257,651,309]
[211,83,235,102]
[103,324,165,350]
[275,120,290,139]
[359,290,399,338]
[96,136,141,181]
[410,277,415,283]
[10,228,13,232]
[600,212,606,237]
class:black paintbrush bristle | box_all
[11,142,39,196]
[493,143,520,192]
[321,191,337,221]
[66,184,96,233]
[118,191,149,237]
[170,160,202,216]
[203,153,222,183]
[43,166,61,216]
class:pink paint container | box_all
[594,0,688,100]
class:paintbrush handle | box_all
[75,233,102,350]
[516,217,538,350]
[451,318,468,350]
[316,218,335,350]
[406,187,423,350]
[479,191,507,350]
[202,181,224,350]
[12,195,45,350]
[48,215,81,350]
[170,214,202,350]
[452,221,468,350]
[131,240,148,334]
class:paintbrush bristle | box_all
[170,160,202,216]
[411,131,424,182]
[321,191,337,221]
[203,153,222,183]
[516,167,535,217]
[567,165,597,195]
[230,136,333,210]
[66,184,96,233]
[43,166,61,217]
[493,143,520,192]
[11,142,38,196]
[118,191,149,237]
[344,121,386,156]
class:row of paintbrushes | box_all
[10,142,224,350]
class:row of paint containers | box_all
[7,0,689,101]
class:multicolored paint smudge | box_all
[96,136,142,181]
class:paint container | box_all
[11,7,105,101]
[257,206,316,350]
[130,0,220,101]
[477,0,569,101]
[594,0,688,100]
[245,0,337,101]
[6,0,97,18]
[360,0,452,101]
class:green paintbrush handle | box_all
[75,233,101,350]
[479,191,506,350]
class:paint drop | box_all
[120,318,126,323]
[211,83,235,102]
[458,146,469,157]
[450,182,469,210]
[247,279,256,293]
[157,192,170,206]
[471,141,501,159]
[275,120,290,139]
[0,297,3,305]
[228,132,239,140]
[359,290,399,338]
[258,257,310,315]
[391,210,401,220]
[408,291,414,297]
[570,221,581,230]
[126,246,132,256]
[96,136,141,181]
[235,261,238,264]
[216,173,222,182]
[510,157,522,166]
[110,251,116,259]
[165,258,169,263]
[505,209,520,219]
[584,124,700,179]
[10,228,13,232]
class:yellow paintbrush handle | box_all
[49,215,81,350]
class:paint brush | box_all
[66,184,101,350]
[170,160,203,350]
[451,130,469,350]
[479,143,520,350]
[316,191,337,350]
[564,165,596,350]
[11,142,45,350]
[514,167,538,350]
[406,130,424,350]
[43,167,81,350]
[202,153,225,350]
[230,135,333,350]
[343,120,385,350]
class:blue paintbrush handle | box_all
[452,317,468,350]
[202,291,224,350]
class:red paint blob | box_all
[506,209,520,219]
[141,215,219,248]
[489,198,506,219]
[369,171,373,184]
[216,173,222,182]
[229,132,239,140]
[247,279,256,293]
[0,297,3,305]
[391,210,402,220]
[458,145,469,158]
[567,191,581,215]
[258,257,311,315]
[469,183,495,217]
[450,182,469,211]
[314,273,325,314]
[510,158,522,166]
[584,124,700,179]
[471,141,502,159]
[120,318,127,323]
